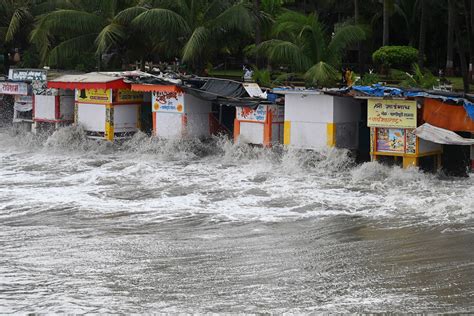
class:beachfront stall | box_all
[234,103,284,147]
[48,73,143,141]
[131,83,213,139]
[276,89,361,150]
[367,98,442,169]
[233,84,284,147]
[0,69,49,130]
[32,81,75,131]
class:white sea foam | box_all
[0,126,472,228]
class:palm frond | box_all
[304,61,339,87]
[95,23,126,54]
[48,33,98,66]
[131,8,190,38]
[5,7,32,42]
[258,39,311,71]
[30,18,52,63]
[113,6,147,25]
[182,26,210,62]
[211,2,253,35]
[31,0,76,16]
[34,10,105,36]
[326,24,365,64]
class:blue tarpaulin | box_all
[346,85,474,122]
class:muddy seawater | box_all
[0,125,473,313]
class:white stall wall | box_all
[290,122,328,149]
[285,93,332,150]
[285,94,334,123]
[155,113,182,139]
[77,103,106,132]
[34,95,56,120]
[114,104,139,132]
[240,122,264,144]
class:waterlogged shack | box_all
[0,68,48,130]
[233,84,284,147]
[274,88,362,151]
[48,73,143,141]
[366,97,443,169]
[131,83,213,140]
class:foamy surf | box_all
[0,126,473,314]
[0,126,472,227]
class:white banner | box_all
[415,123,474,145]
[0,82,29,95]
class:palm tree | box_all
[30,0,137,67]
[129,0,254,70]
[257,11,365,86]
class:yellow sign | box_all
[117,90,143,102]
[76,89,112,104]
[368,99,417,129]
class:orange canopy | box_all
[422,98,474,133]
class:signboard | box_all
[376,128,405,153]
[117,89,143,102]
[243,83,263,97]
[0,82,29,95]
[152,91,184,113]
[237,104,267,122]
[368,99,417,129]
[76,89,112,103]
[8,69,47,81]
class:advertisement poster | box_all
[376,128,406,153]
[117,90,143,102]
[237,105,267,122]
[152,91,184,113]
[0,82,29,95]
[406,129,417,154]
[76,89,112,103]
[368,99,417,129]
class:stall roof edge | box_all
[48,72,129,90]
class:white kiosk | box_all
[131,84,213,139]
[276,89,361,150]
[48,72,143,141]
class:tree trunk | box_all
[470,0,474,81]
[455,13,469,93]
[355,0,364,73]
[464,0,473,82]
[418,0,427,67]
[254,0,262,68]
[446,0,455,76]
[383,0,390,46]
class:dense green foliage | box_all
[0,0,473,91]
[372,46,419,70]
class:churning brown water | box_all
[0,126,473,313]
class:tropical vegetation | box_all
[0,0,473,92]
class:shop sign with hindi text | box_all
[368,99,417,129]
